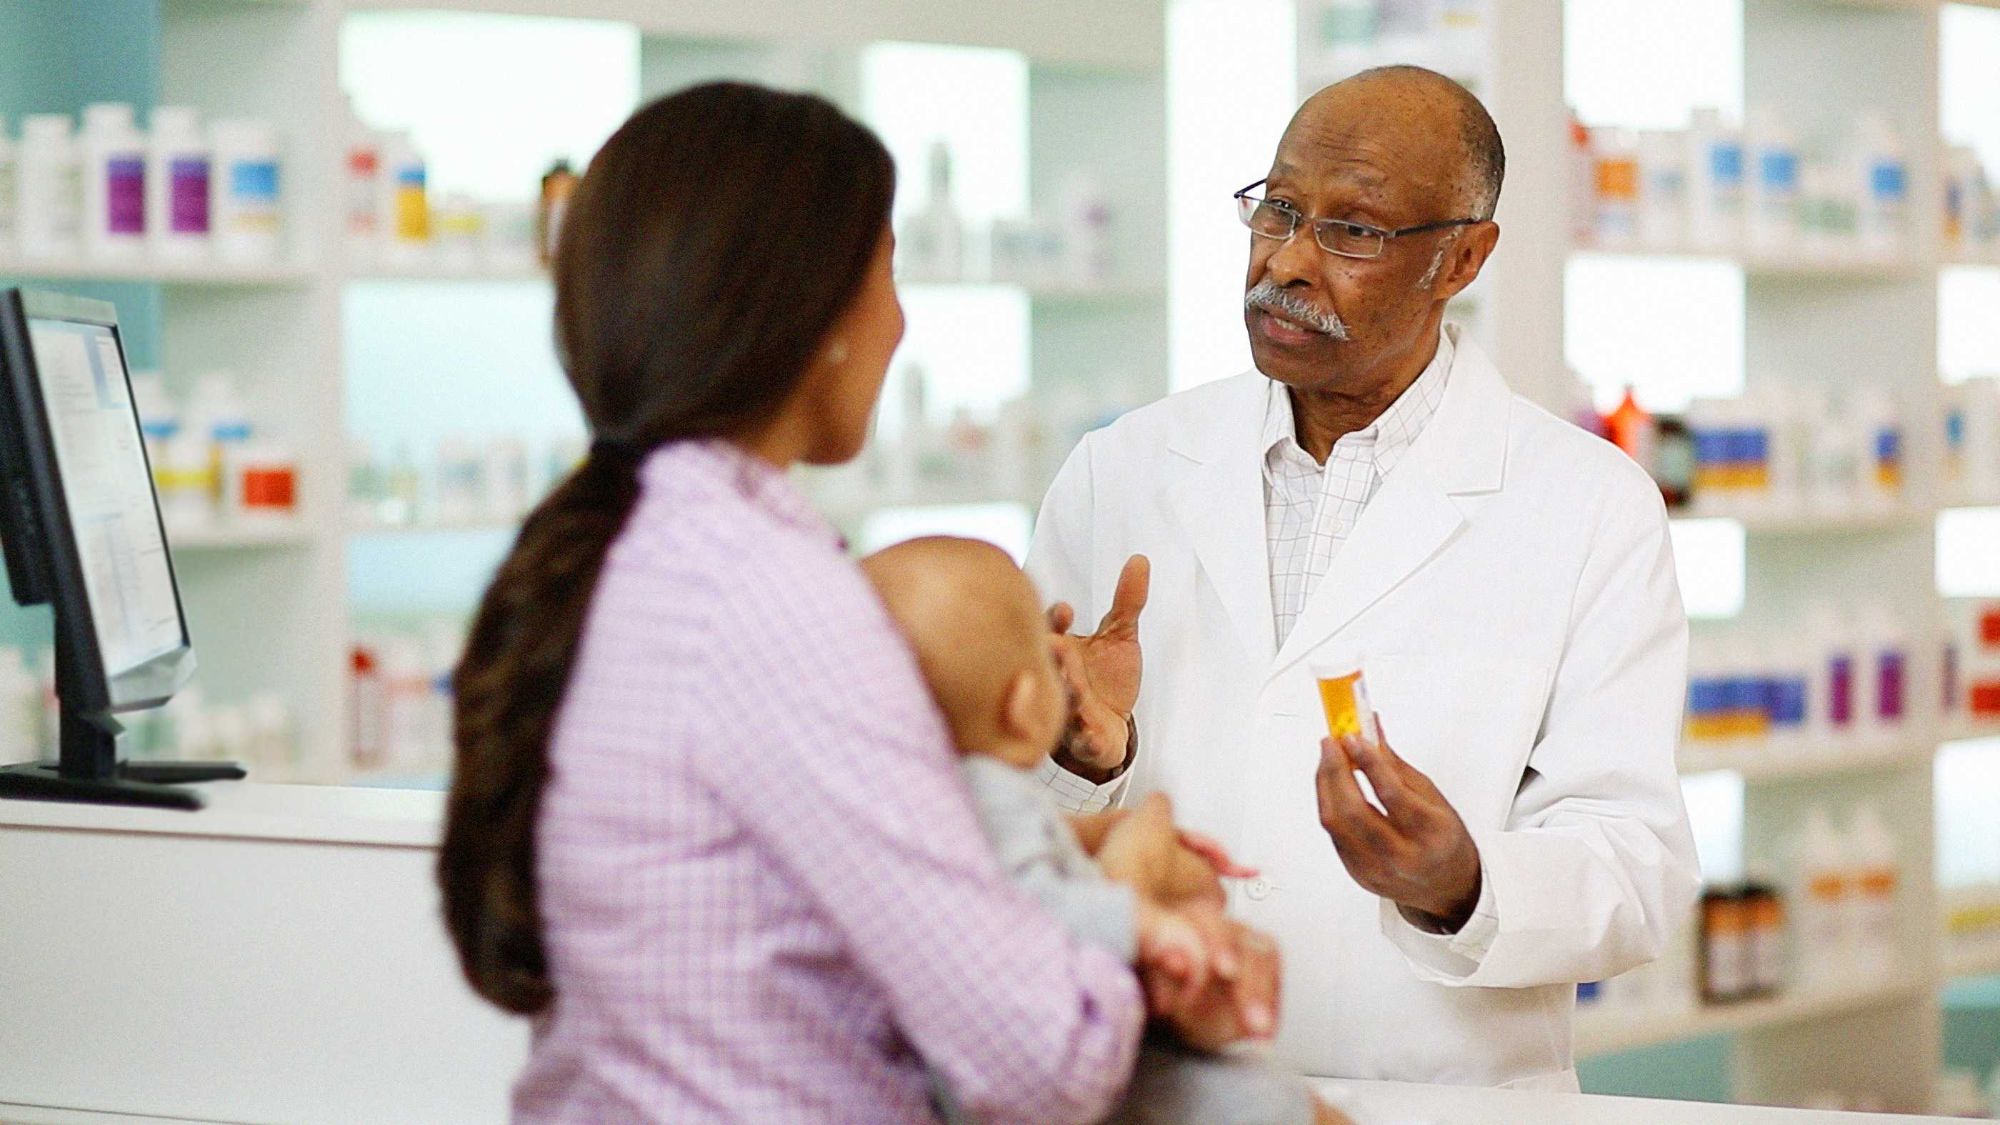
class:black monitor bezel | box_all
[0,288,196,717]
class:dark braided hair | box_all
[437,82,895,1014]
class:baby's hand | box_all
[1096,793,1183,900]
[1135,899,1213,1015]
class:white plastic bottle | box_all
[1847,803,1900,980]
[1851,387,1903,511]
[1637,129,1687,250]
[0,116,17,257]
[79,103,146,260]
[1809,606,1861,740]
[1753,381,1802,515]
[1590,126,1639,248]
[1795,806,1854,985]
[378,131,429,265]
[188,372,252,511]
[342,98,381,261]
[1861,603,1908,737]
[1852,112,1908,259]
[1764,632,1811,751]
[1803,389,1860,516]
[1745,106,1800,255]
[1685,108,1745,251]
[147,105,210,260]
[0,648,40,757]
[209,118,281,264]
[17,114,82,261]
[1963,377,2000,499]
[898,141,964,281]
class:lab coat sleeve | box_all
[1382,484,1700,989]
[1026,432,1133,815]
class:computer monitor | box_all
[0,289,241,809]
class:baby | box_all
[863,537,1346,1125]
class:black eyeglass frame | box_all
[1233,179,1487,259]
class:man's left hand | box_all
[1313,723,1482,933]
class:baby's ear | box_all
[999,666,1046,742]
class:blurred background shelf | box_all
[1569,243,1931,282]
[0,255,315,287]
[1678,738,1934,781]
[1575,973,1936,1059]
[1670,506,1937,535]
[163,520,317,550]
[341,260,547,284]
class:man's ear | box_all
[1438,220,1499,300]
[999,667,1045,742]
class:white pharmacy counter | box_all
[0,783,1956,1124]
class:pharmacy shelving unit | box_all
[0,0,1166,784]
[1294,0,1979,1112]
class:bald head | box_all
[862,537,1061,762]
[1292,65,1503,221]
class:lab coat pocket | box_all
[1362,651,1551,833]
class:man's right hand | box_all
[1048,554,1149,780]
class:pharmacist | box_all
[1030,65,1700,1090]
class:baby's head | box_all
[862,536,1068,769]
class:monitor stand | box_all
[0,705,244,811]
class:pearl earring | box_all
[823,340,849,366]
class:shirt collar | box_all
[1261,326,1454,478]
[641,438,837,542]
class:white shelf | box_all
[0,255,313,287]
[898,277,1165,305]
[810,482,1041,526]
[1670,505,1934,535]
[1678,738,1931,781]
[1940,488,2000,510]
[1942,886,2000,978]
[165,519,315,550]
[347,516,522,536]
[1571,243,1928,282]
[1574,973,1934,1057]
[1944,942,2000,979]
[1940,718,2000,744]
[342,259,547,284]
[334,0,1166,73]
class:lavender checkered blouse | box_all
[513,438,1143,1123]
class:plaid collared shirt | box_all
[1262,330,1452,647]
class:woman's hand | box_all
[1047,555,1149,779]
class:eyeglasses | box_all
[1233,179,1484,260]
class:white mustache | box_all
[1244,281,1350,340]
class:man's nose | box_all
[1264,223,1322,287]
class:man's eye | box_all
[1337,223,1374,239]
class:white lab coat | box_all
[1025,327,1700,1090]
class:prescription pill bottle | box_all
[1311,661,1375,742]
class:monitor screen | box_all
[25,318,183,678]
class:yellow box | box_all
[1313,663,1376,742]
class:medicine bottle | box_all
[148,105,211,260]
[80,103,146,259]
[17,114,82,261]
[210,118,281,264]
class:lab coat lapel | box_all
[1166,373,1278,666]
[1268,328,1513,679]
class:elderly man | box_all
[1031,66,1699,1090]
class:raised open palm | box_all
[1048,554,1149,772]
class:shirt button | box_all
[1247,877,1274,900]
